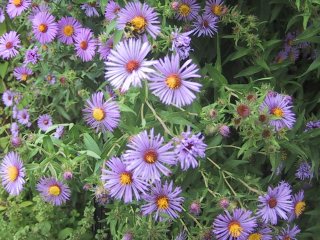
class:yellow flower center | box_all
[156,196,169,210]
[271,107,284,118]
[48,185,61,196]
[126,60,140,73]
[80,41,88,50]
[295,201,306,217]
[212,5,223,16]
[143,150,158,164]
[178,4,191,17]
[120,172,132,185]
[248,233,262,240]
[38,24,48,33]
[13,0,22,7]
[21,74,28,81]
[165,74,181,89]
[228,221,243,238]
[92,108,105,121]
[8,166,19,182]
[130,16,147,31]
[63,25,74,36]
[6,42,13,49]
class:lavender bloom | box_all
[149,54,201,107]
[205,0,226,17]
[37,177,71,205]
[305,120,320,131]
[122,232,134,240]
[287,47,299,62]
[63,171,73,180]
[105,38,156,91]
[275,50,288,63]
[256,181,293,225]
[83,92,120,133]
[57,16,81,45]
[247,226,272,240]
[284,32,297,50]
[37,114,53,132]
[0,8,5,23]
[0,31,21,59]
[175,231,187,240]
[260,92,296,131]
[10,122,19,137]
[189,201,201,215]
[171,30,192,60]
[98,37,113,60]
[101,157,148,203]
[105,1,121,21]
[81,2,100,17]
[276,225,300,240]
[6,0,31,18]
[175,0,200,21]
[295,162,313,180]
[219,198,230,209]
[219,125,230,137]
[29,3,50,22]
[54,126,65,139]
[74,28,96,62]
[24,46,41,65]
[17,108,30,126]
[174,128,207,170]
[2,90,15,107]
[213,208,257,240]
[288,190,306,221]
[11,136,22,148]
[32,11,58,44]
[46,74,56,85]
[14,66,33,82]
[12,105,19,119]
[141,181,184,221]
[192,15,218,37]
[117,1,160,39]
[123,129,176,181]
[0,152,25,196]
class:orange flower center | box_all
[48,185,61,196]
[178,4,191,16]
[38,24,48,33]
[5,42,13,49]
[212,5,223,16]
[120,172,132,185]
[21,74,28,81]
[80,41,88,50]
[130,16,147,31]
[271,107,284,118]
[63,25,74,36]
[228,221,243,238]
[295,201,306,217]
[143,150,158,164]
[92,108,105,121]
[284,236,291,240]
[166,74,181,89]
[126,60,139,73]
[268,197,277,208]
[156,196,169,210]
[8,166,19,182]
[13,0,22,7]
[248,233,262,240]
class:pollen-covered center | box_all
[8,166,19,182]
[166,74,181,89]
[21,74,28,81]
[130,16,147,31]
[248,233,262,240]
[271,107,284,118]
[92,108,105,121]
[284,236,291,240]
[156,196,169,210]
[268,197,277,208]
[178,4,191,16]
[120,172,132,185]
[228,221,243,238]
[80,41,88,50]
[38,24,48,33]
[143,149,158,164]
[63,25,74,36]
[5,42,13,49]
[126,60,140,73]
[212,5,223,16]
[295,201,306,217]
[13,0,22,7]
[203,20,209,27]
[48,185,61,196]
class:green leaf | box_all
[119,103,137,116]
[113,30,123,47]
[58,227,74,240]
[19,201,33,208]
[224,47,251,63]
[299,57,320,77]
[234,66,263,78]
[83,133,102,156]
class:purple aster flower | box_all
[284,32,297,50]
[149,54,201,107]
[256,181,293,225]
[17,108,30,126]
[37,114,53,132]
[0,31,21,59]
[101,156,148,203]
[192,15,218,37]
[175,0,200,21]
[57,16,81,45]
[287,47,299,62]
[10,122,19,137]
[275,50,288,63]
[11,136,22,148]
[24,46,41,65]
[141,180,184,221]
[81,2,100,17]
[288,190,306,221]
[105,0,121,21]
[32,11,58,44]
[0,152,25,196]
[122,232,134,240]
[276,225,300,240]
[189,201,201,215]
[175,231,187,240]
[45,74,56,85]
[105,38,156,91]
[247,226,272,240]
[36,177,71,206]
[305,120,320,131]
[83,92,120,133]
[260,92,296,131]
[0,8,5,23]
[205,0,226,18]
[212,208,257,240]
[63,171,73,180]
[117,1,160,39]
[2,90,15,107]
[98,37,113,60]
[171,30,192,60]
[29,3,50,22]
[123,128,176,181]
[219,197,230,209]
[14,66,33,82]
[74,28,96,62]
[295,162,313,180]
[54,126,65,139]
[174,128,207,170]
[6,0,31,18]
